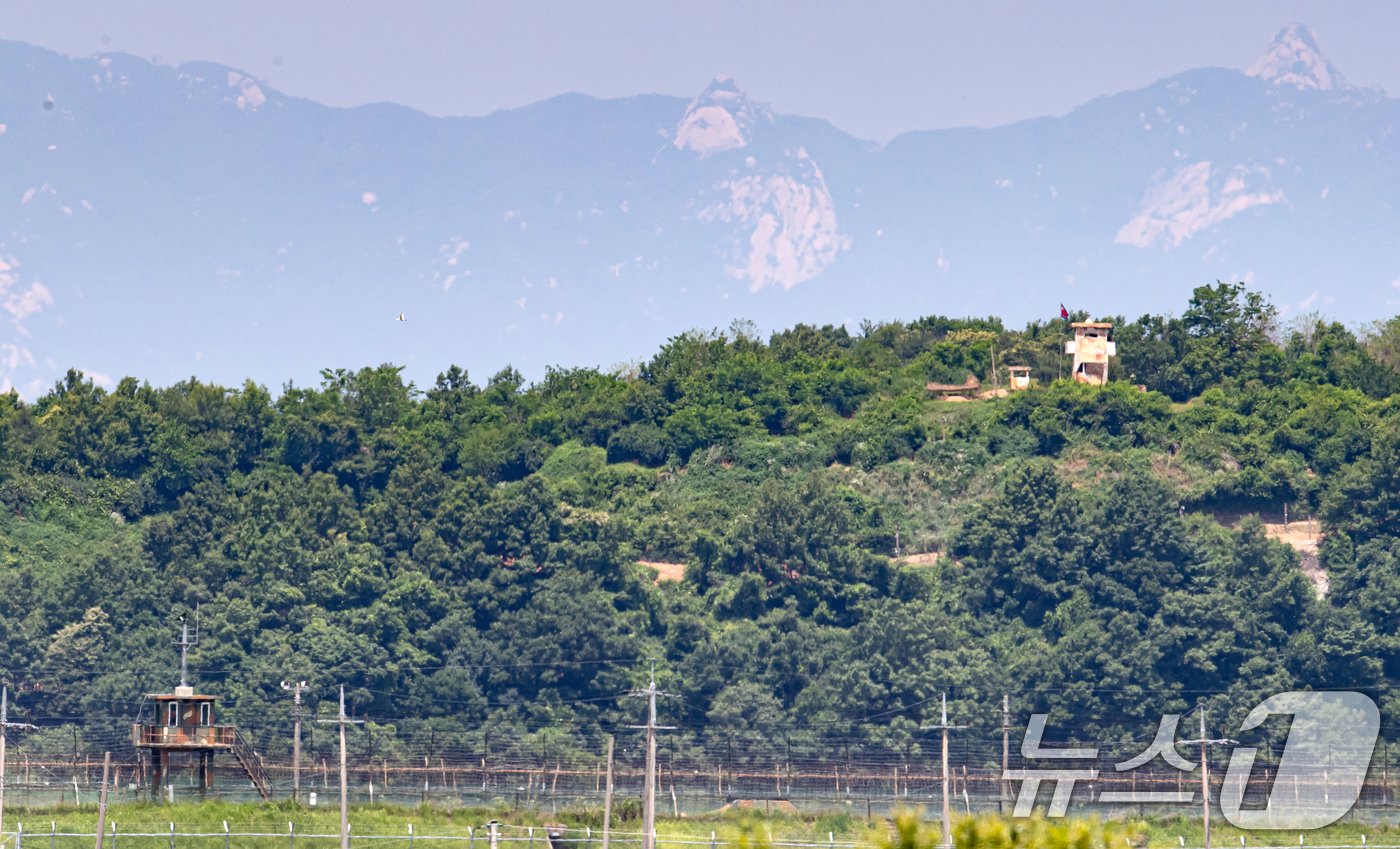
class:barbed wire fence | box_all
[3,717,1399,821]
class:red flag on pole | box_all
[1059,303,1069,319]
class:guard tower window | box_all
[200,702,211,726]
[167,702,179,726]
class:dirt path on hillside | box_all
[639,561,686,583]
[1209,509,1326,597]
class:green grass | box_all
[1,800,880,847]
[7,803,1399,849]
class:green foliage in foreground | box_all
[950,813,1142,849]
[0,283,1399,758]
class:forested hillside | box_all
[1,282,1398,763]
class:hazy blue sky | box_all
[7,1,1400,140]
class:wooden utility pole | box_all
[1183,705,1235,849]
[1001,694,1011,814]
[1201,710,1210,849]
[629,665,675,849]
[0,685,10,845]
[0,686,7,849]
[318,686,363,849]
[94,753,111,849]
[942,710,952,847]
[282,680,311,804]
[601,735,615,849]
[922,694,967,849]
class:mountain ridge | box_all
[2,28,1399,397]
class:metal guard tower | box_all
[131,618,270,800]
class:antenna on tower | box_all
[175,611,200,690]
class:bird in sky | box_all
[397,313,406,321]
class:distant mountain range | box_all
[3,24,1399,396]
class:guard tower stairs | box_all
[232,730,272,800]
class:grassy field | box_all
[5,802,1400,849]
[1,801,875,849]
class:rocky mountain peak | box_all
[673,76,773,155]
[1246,23,1346,91]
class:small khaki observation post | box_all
[1007,366,1032,391]
[1065,322,1114,385]
[924,374,981,396]
[132,618,270,800]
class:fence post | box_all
[224,820,230,849]
[169,822,175,849]
[468,826,475,849]
[16,821,22,849]
[289,821,295,849]
[408,823,414,849]
[489,821,500,849]
[94,753,111,849]
[50,820,55,849]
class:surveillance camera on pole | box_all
[281,680,312,804]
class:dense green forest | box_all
[1,282,1399,763]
